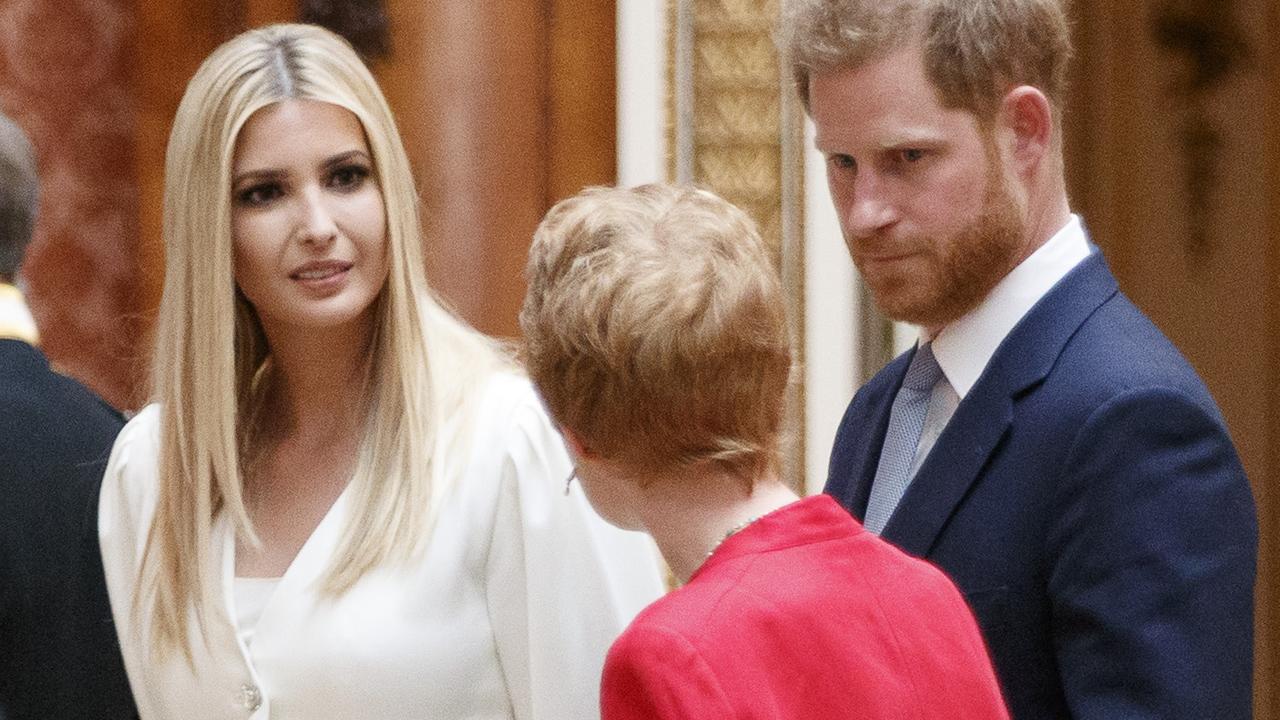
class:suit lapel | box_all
[880,385,1013,555]
[880,252,1121,557]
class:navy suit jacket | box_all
[826,252,1257,719]
[0,339,136,720]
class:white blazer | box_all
[99,374,664,720]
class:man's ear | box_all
[998,85,1054,175]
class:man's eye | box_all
[900,148,926,163]
[330,165,370,189]
[828,154,856,171]
[236,183,282,206]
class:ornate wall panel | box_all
[0,0,143,408]
[669,0,807,488]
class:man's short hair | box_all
[521,183,793,477]
[779,0,1073,119]
[0,112,38,279]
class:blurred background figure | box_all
[521,183,1009,720]
[98,24,661,719]
[0,111,136,719]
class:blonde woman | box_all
[521,184,1008,719]
[98,24,662,719]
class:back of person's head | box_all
[779,0,1072,121]
[0,112,38,283]
[522,183,793,480]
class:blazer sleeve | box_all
[483,384,665,720]
[1046,386,1257,720]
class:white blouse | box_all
[233,577,279,649]
[99,374,664,720]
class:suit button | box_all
[239,683,262,712]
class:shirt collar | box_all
[0,282,39,344]
[926,215,1092,398]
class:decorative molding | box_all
[669,0,807,487]
[1151,0,1252,261]
[617,0,669,186]
[688,0,783,253]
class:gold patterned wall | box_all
[692,1,785,252]
[667,0,807,487]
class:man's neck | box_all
[1019,194,1072,267]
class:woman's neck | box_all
[235,320,375,578]
[259,318,374,442]
[636,466,799,584]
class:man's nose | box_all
[843,175,898,240]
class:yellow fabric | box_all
[0,283,39,344]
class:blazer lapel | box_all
[880,252,1121,557]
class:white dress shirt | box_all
[910,216,1093,468]
[0,283,38,344]
[100,373,665,720]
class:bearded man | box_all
[780,1,1257,718]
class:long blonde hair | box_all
[143,23,508,658]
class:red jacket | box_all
[601,494,1008,719]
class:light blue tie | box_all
[864,343,943,534]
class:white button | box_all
[238,683,262,712]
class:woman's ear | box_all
[559,425,596,461]
[998,85,1054,175]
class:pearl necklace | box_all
[706,516,759,558]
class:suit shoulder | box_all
[0,365,123,484]
[47,370,124,425]
[1040,292,1221,417]
[0,357,122,432]
[1073,294,1202,381]
[853,533,972,608]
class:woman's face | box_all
[230,99,388,339]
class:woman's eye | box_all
[236,183,282,207]
[330,165,370,190]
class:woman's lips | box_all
[290,260,352,290]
